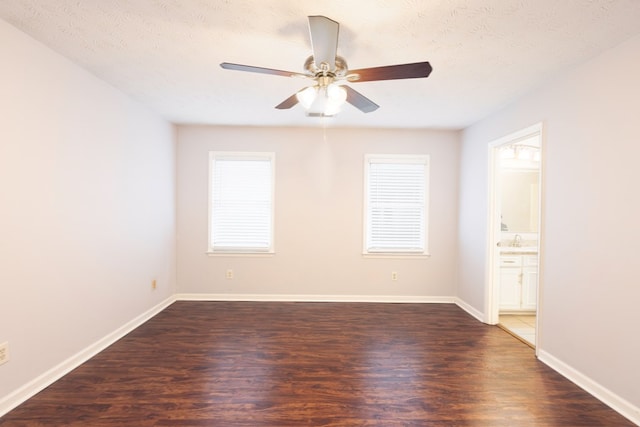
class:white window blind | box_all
[209,152,274,253]
[364,155,429,254]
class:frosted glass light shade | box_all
[296,86,318,109]
[296,84,347,116]
[327,84,347,103]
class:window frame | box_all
[207,151,275,255]
[363,154,430,256]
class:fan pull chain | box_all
[323,118,327,144]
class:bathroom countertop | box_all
[500,247,538,255]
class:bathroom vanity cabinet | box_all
[499,253,538,312]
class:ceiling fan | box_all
[220,15,433,117]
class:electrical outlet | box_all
[152,279,157,290]
[0,342,9,366]
[391,272,398,281]
[226,269,234,279]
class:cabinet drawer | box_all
[500,256,522,267]
[523,255,538,266]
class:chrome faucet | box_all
[512,234,522,247]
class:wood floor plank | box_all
[0,301,634,426]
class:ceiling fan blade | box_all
[349,61,433,82]
[220,62,307,78]
[275,93,299,110]
[343,86,379,113]
[308,16,339,71]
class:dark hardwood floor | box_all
[0,301,633,426]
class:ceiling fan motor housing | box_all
[304,55,348,78]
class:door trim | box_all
[485,123,543,352]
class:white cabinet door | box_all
[499,254,538,312]
[521,255,538,310]
[499,267,522,311]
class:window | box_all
[364,154,429,254]
[208,152,274,253]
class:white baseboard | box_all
[176,293,456,304]
[454,298,485,322]
[0,296,176,418]
[538,349,640,425]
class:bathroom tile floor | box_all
[499,314,536,347]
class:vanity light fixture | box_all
[500,147,516,159]
[517,147,532,161]
[500,145,540,162]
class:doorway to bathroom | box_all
[486,123,542,350]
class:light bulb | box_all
[500,147,515,159]
[517,147,532,160]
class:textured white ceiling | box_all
[1,0,639,129]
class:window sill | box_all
[362,253,431,259]
[206,251,275,258]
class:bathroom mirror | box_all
[500,169,539,233]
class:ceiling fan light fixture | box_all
[296,84,347,117]
[327,84,347,103]
[324,84,347,116]
[296,86,317,109]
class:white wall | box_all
[458,34,640,414]
[177,126,459,300]
[0,19,176,407]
